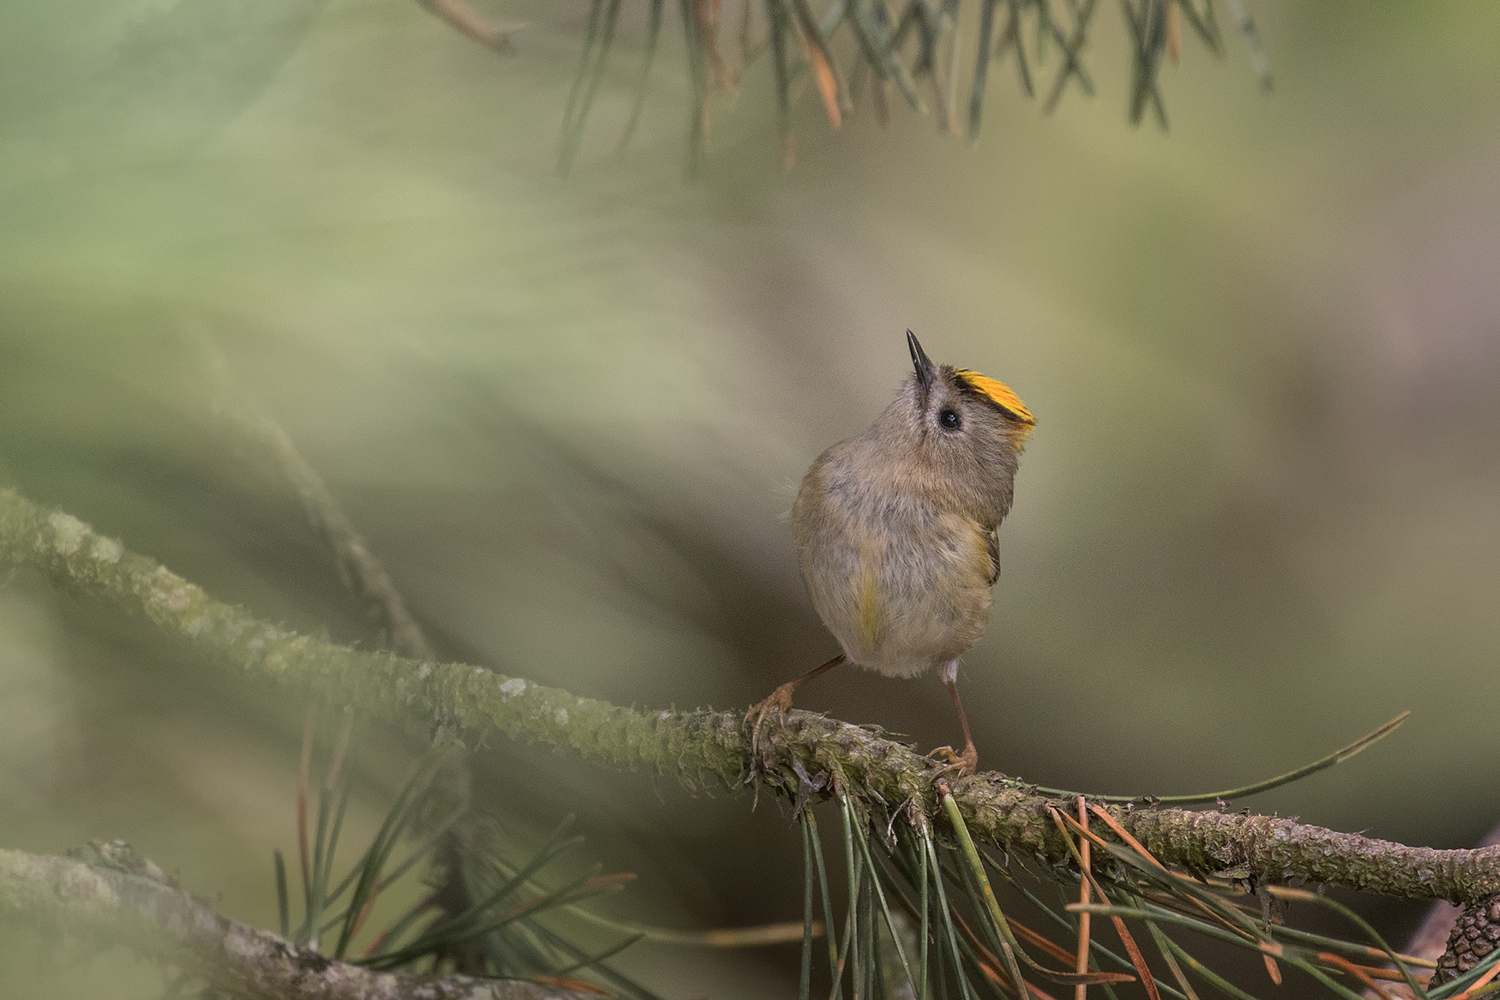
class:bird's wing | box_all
[985,527,1000,586]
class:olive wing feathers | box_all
[985,528,1000,587]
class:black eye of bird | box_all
[939,409,961,430]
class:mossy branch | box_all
[0,842,585,999]
[3,485,1498,903]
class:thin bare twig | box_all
[196,332,434,660]
[415,0,525,54]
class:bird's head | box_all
[884,330,1036,523]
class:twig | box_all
[197,335,434,660]
[414,0,524,54]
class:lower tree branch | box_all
[0,843,582,999]
[3,486,1499,902]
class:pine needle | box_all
[1036,712,1411,805]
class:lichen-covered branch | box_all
[0,842,582,999]
[3,486,1498,902]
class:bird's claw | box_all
[745,683,797,760]
[926,744,979,781]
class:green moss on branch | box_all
[4,487,1498,902]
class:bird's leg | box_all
[928,660,979,779]
[746,653,846,756]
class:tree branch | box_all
[0,842,585,999]
[3,486,1497,903]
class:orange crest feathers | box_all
[953,369,1036,428]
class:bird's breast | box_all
[792,463,995,678]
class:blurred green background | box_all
[4,2,1500,996]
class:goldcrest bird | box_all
[747,331,1035,778]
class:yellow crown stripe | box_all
[953,369,1036,425]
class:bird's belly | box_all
[797,510,993,679]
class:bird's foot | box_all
[745,682,798,759]
[927,743,979,781]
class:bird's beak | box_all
[907,330,936,390]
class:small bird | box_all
[748,331,1035,778]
